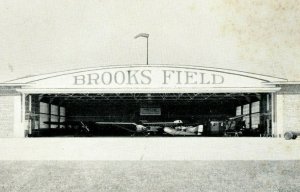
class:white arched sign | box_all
[7,65,286,93]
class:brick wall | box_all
[0,96,15,137]
[277,85,300,135]
[280,94,300,133]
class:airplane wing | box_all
[95,122,146,133]
[95,122,138,126]
[142,120,183,127]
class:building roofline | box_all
[3,64,287,84]
[264,81,300,85]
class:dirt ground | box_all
[0,138,299,191]
[0,161,299,192]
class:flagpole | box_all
[146,37,148,65]
[134,33,149,65]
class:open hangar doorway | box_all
[25,93,273,137]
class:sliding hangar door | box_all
[9,65,284,137]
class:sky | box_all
[0,0,299,82]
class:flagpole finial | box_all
[134,33,149,39]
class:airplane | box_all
[224,114,265,137]
[95,120,184,136]
[163,124,203,136]
[43,120,185,136]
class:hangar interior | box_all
[25,93,272,137]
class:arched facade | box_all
[1,65,299,138]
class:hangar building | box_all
[0,65,299,138]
